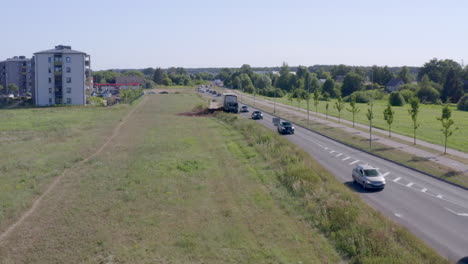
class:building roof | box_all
[386,78,404,87]
[34,45,86,55]
[115,76,145,84]
[0,56,31,63]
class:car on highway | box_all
[352,164,386,190]
[277,121,295,134]
[159,91,169,94]
[240,105,249,112]
[251,110,263,120]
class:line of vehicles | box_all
[199,87,386,190]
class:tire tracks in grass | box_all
[0,96,148,244]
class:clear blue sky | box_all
[2,0,467,70]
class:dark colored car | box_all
[159,91,169,94]
[240,105,249,112]
[251,110,263,120]
[277,121,295,134]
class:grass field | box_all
[0,104,131,233]
[256,94,468,153]
[0,92,446,263]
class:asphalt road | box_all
[223,94,468,263]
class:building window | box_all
[67,98,72,104]
[66,57,71,63]
[54,57,62,62]
[66,67,71,73]
[66,87,71,93]
[49,98,52,103]
[48,57,52,63]
[66,77,71,83]
[48,68,51,73]
[48,77,52,83]
[49,88,52,93]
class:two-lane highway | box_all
[236,102,468,262]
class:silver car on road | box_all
[352,164,386,190]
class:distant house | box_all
[335,75,345,82]
[386,78,405,92]
[115,76,144,89]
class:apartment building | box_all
[33,45,91,106]
[0,56,34,95]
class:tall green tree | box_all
[408,98,420,145]
[334,96,345,123]
[254,75,272,91]
[153,68,164,84]
[442,68,464,103]
[437,105,457,154]
[278,62,293,91]
[322,78,335,97]
[346,95,360,127]
[418,58,462,84]
[341,72,364,97]
[0,85,4,94]
[398,66,412,83]
[383,104,395,137]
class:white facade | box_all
[34,45,90,106]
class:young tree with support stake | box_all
[313,88,321,116]
[366,95,374,150]
[437,104,457,154]
[383,104,395,138]
[325,102,329,119]
[408,98,420,145]
[334,96,345,123]
[346,95,360,127]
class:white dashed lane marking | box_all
[407,182,414,187]
[349,160,360,165]
[382,172,390,177]
[336,153,342,157]
[342,156,350,161]
[421,188,427,193]
[393,177,401,182]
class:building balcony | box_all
[54,61,62,65]
[54,71,62,75]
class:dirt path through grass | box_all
[0,96,148,244]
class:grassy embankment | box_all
[238,93,468,187]
[0,92,446,263]
[254,93,468,153]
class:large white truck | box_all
[208,93,238,113]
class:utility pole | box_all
[240,82,243,104]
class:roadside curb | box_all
[241,102,468,192]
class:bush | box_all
[388,91,406,106]
[416,86,440,104]
[399,89,414,102]
[120,87,143,104]
[345,91,369,103]
[398,83,419,92]
[457,94,468,111]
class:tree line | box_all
[216,59,468,111]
